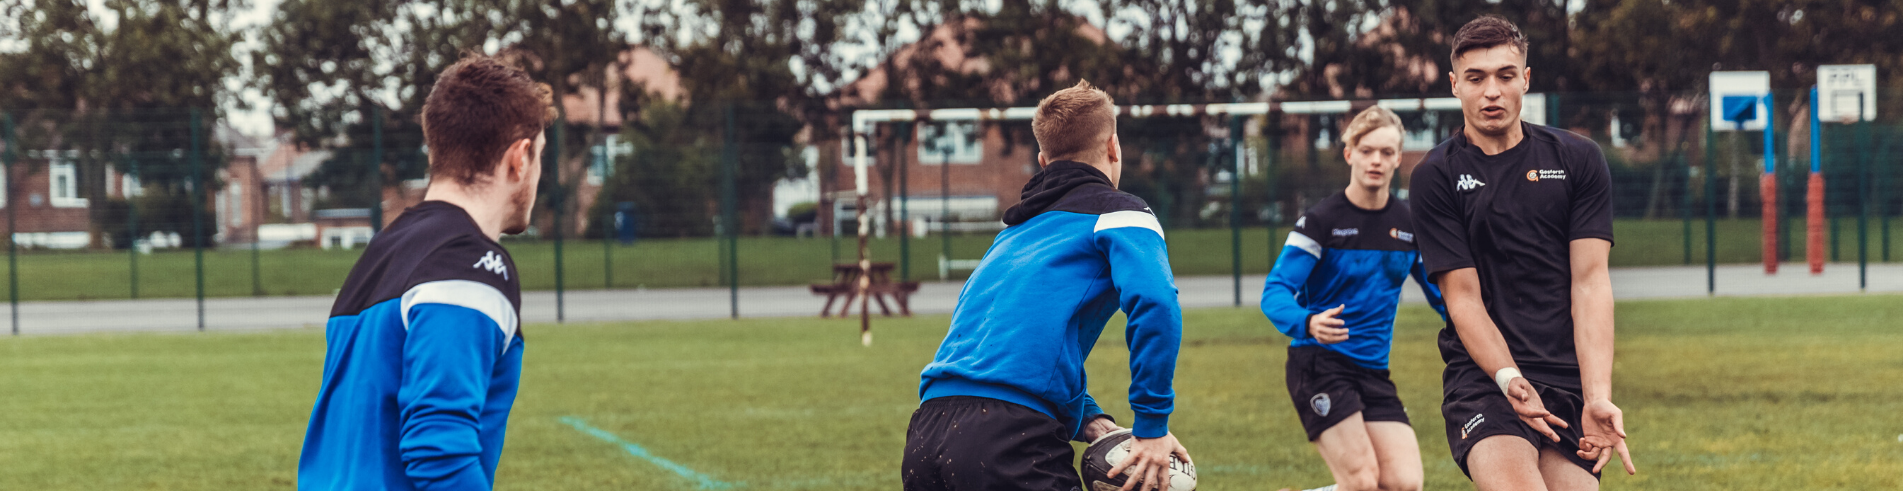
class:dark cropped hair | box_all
[422,55,556,185]
[1450,15,1528,64]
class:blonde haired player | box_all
[1261,106,1446,491]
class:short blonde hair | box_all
[1340,106,1404,148]
[1033,80,1117,161]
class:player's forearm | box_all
[1442,269,1517,374]
[1124,302,1180,439]
[1260,250,1320,338]
[1571,239,1616,402]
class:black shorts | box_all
[902,396,1083,491]
[1285,345,1410,441]
[1440,362,1598,479]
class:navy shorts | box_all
[1286,345,1411,441]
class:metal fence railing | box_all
[0,90,1897,331]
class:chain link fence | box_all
[1,90,1898,331]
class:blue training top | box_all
[919,161,1183,440]
[300,201,524,491]
[1260,192,1446,369]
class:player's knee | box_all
[1337,465,1380,491]
[1376,471,1421,491]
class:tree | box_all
[255,0,623,235]
[624,0,861,233]
[0,0,246,247]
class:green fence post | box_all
[603,208,613,289]
[191,108,206,330]
[1705,120,1716,295]
[1856,109,1868,290]
[720,104,738,318]
[551,120,565,323]
[1230,115,1243,307]
[127,155,140,299]
[3,113,16,335]
[1265,129,1277,274]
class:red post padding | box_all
[1807,173,1825,274]
[1762,174,1777,274]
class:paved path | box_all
[3,263,1897,335]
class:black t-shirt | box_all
[1411,122,1614,390]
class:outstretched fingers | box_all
[1614,438,1636,475]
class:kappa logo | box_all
[1461,413,1486,439]
[1456,174,1486,191]
[1331,228,1358,237]
[1295,216,1307,228]
[1390,228,1414,243]
[1526,169,1567,182]
[474,251,509,280]
[1311,393,1332,417]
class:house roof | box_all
[833,16,1110,108]
[559,46,685,128]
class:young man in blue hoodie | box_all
[299,55,551,491]
[902,81,1192,491]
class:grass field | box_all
[0,218,1897,302]
[0,295,1898,489]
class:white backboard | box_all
[1521,93,1547,126]
[1709,71,1771,131]
[1818,64,1877,123]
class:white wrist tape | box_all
[1493,367,1523,396]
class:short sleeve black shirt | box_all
[1410,122,1614,389]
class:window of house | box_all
[919,121,983,164]
[49,160,87,208]
[122,173,143,198]
[228,184,245,227]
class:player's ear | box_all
[1106,133,1121,165]
[1037,151,1050,168]
[504,137,533,182]
[1521,66,1532,94]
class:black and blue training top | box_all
[919,161,1183,441]
[1260,192,1446,370]
[300,201,524,491]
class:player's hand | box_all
[1108,432,1192,491]
[1079,416,1122,442]
[1504,376,1568,442]
[1576,399,1636,475]
[1307,305,1348,344]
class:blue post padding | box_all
[1763,93,1777,173]
[1811,87,1822,173]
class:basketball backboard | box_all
[1709,71,1771,131]
[1817,64,1876,123]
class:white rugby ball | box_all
[1080,429,1196,491]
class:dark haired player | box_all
[1411,15,1635,491]
[903,80,1192,491]
[1261,106,1444,491]
[299,55,552,490]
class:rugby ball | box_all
[1081,429,1196,491]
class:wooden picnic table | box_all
[810,262,920,317]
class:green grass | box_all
[0,217,1897,301]
[0,295,1898,489]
